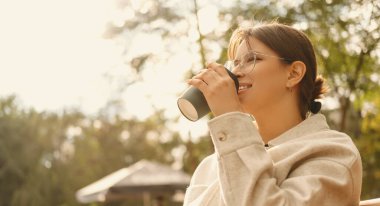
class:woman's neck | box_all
[252,102,303,144]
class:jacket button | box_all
[217,132,227,141]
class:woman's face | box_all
[231,37,290,115]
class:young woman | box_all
[184,22,362,206]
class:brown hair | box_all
[228,22,328,119]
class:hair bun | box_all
[310,100,322,114]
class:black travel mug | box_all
[177,67,239,121]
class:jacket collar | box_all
[266,114,330,147]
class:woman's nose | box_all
[232,69,244,78]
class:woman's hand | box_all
[187,62,244,117]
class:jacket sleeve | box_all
[207,111,360,206]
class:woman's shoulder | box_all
[306,127,359,152]
[293,127,362,169]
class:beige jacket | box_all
[183,112,362,206]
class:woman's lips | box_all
[238,83,252,94]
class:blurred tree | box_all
[356,94,380,198]
[0,96,184,206]
[0,95,84,206]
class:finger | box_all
[207,62,228,77]
[207,62,236,89]
[196,69,208,75]
[187,78,208,95]
[194,69,218,85]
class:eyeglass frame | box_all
[224,50,293,73]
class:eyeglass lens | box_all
[225,52,257,75]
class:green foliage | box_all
[182,136,213,174]
[0,96,183,206]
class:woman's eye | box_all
[244,57,256,64]
[247,57,255,62]
[254,55,263,61]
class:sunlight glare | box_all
[0,0,117,113]
[197,5,219,35]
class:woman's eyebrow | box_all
[249,50,265,54]
[235,50,266,60]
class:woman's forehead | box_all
[235,38,270,59]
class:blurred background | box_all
[0,0,379,205]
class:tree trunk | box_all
[339,96,351,131]
[338,50,365,131]
[193,0,207,68]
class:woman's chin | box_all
[239,98,259,115]
[238,90,253,102]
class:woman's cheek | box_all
[253,69,273,92]
[252,70,280,100]
[249,77,269,104]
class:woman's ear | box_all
[286,61,306,88]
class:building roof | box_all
[76,159,191,203]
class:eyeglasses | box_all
[224,51,292,75]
